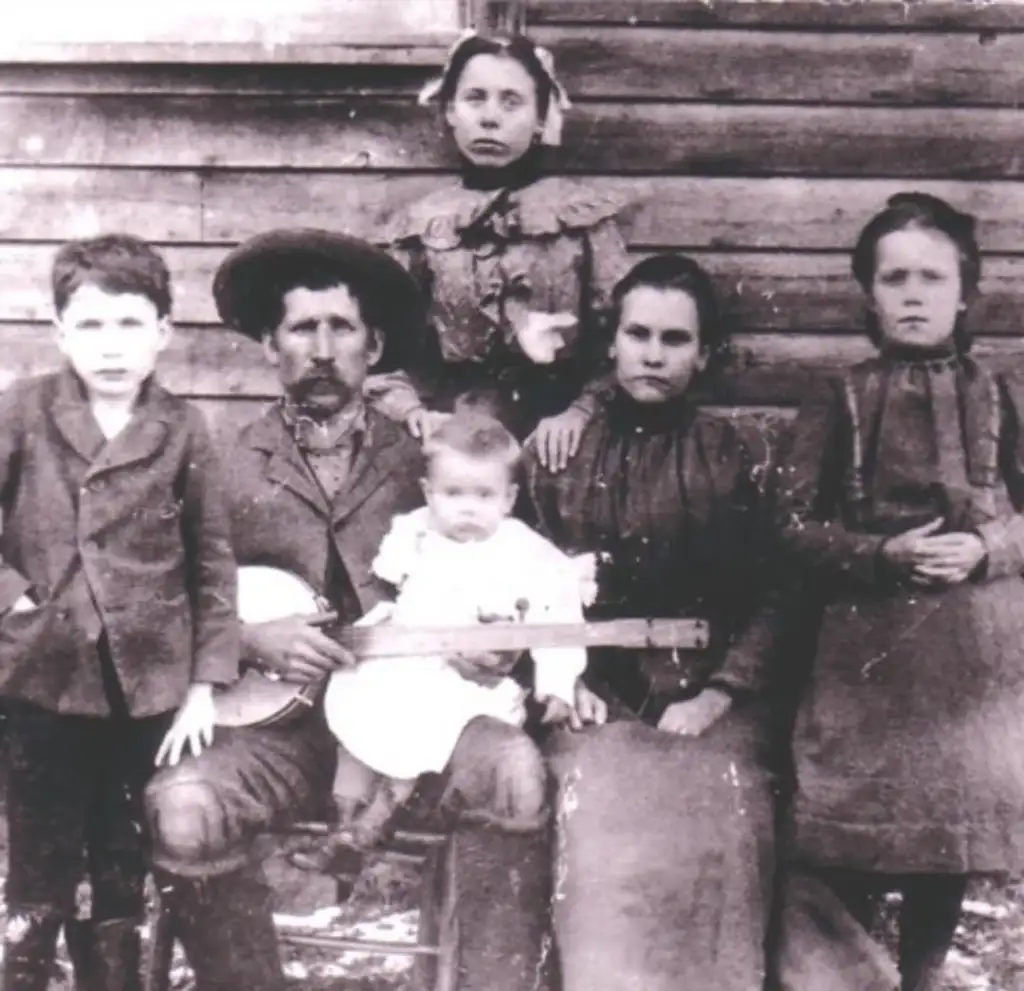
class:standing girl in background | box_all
[376,31,633,466]
[775,192,1024,991]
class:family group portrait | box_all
[1,0,1024,988]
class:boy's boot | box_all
[2,909,63,991]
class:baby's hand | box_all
[570,553,599,607]
[538,695,577,727]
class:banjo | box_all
[213,566,710,728]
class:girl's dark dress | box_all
[777,353,1024,874]
[525,391,782,990]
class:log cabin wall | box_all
[3,0,1024,433]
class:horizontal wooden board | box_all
[3,321,1023,408]
[529,0,1024,31]
[16,170,1024,256]
[4,243,1024,336]
[2,96,1021,178]
[0,64,433,97]
[540,27,1024,106]
[197,173,1024,253]
[3,29,1024,106]
[0,169,203,241]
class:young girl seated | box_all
[307,413,587,864]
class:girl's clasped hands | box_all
[880,517,988,587]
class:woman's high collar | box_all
[459,144,546,192]
[606,387,697,435]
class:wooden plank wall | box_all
[3,0,1024,431]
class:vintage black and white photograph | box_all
[0,0,1023,988]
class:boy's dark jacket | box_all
[0,368,238,716]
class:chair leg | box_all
[412,845,444,991]
[140,885,175,991]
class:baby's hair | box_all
[51,233,172,318]
[424,412,522,474]
[851,192,981,352]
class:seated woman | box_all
[522,253,784,989]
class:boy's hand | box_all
[531,407,589,473]
[658,688,731,738]
[242,616,355,684]
[156,683,216,767]
[406,408,450,441]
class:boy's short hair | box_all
[424,412,522,474]
[51,234,172,318]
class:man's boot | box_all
[2,910,63,991]
[154,866,285,991]
[64,918,98,991]
[447,823,554,991]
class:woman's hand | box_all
[156,683,216,767]
[242,617,355,684]
[532,407,589,473]
[538,682,608,730]
[658,689,732,738]
[574,682,608,726]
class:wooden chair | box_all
[141,821,460,991]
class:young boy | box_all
[0,234,238,990]
[298,413,587,871]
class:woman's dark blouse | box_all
[524,391,786,716]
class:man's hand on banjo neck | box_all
[241,615,356,684]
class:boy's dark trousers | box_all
[2,697,171,991]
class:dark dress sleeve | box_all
[708,416,794,697]
[976,370,1024,579]
[775,373,888,587]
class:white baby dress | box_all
[323,508,586,780]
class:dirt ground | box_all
[0,806,1021,989]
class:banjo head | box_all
[237,565,324,624]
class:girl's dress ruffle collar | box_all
[382,176,632,251]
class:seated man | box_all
[144,230,570,991]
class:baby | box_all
[312,413,587,861]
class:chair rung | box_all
[280,933,439,956]
[280,822,447,848]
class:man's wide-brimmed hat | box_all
[212,228,425,374]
